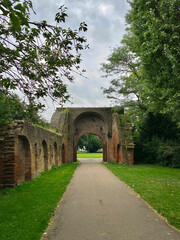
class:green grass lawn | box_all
[0,163,78,240]
[104,163,180,230]
[77,152,103,158]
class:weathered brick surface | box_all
[112,113,134,165]
[0,125,16,188]
[0,121,62,188]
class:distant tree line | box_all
[78,134,102,153]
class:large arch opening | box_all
[77,133,103,161]
[73,111,108,162]
[18,136,31,181]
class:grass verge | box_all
[104,163,180,230]
[0,163,78,240]
[77,152,103,158]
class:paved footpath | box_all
[42,159,180,240]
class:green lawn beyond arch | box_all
[77,152,103,158]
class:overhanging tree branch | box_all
[0,0,88,107]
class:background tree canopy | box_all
[102,0,180,123]
[0,90,49,126]
[101,0,180,167]
[78,134,102,153]
[0,0,88,108]
[126,0,180,122]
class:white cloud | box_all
[98,3,114,16]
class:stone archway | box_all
[50,107,134,164]
[73,112,108,162]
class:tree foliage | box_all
[101,43,148,111]
[78,134,102,153]
[0,90,49,127]
[0,0,88,107]
[126,0,180,121]
[101,0,180,166]
[134,113,180,167]
[102,0,180,123]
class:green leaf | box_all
[10,12,21,31]
[14,3,26,14]
[15,11,29,26]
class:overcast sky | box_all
[31,0,130,121]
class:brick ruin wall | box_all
[0,108,134,188]
[112,113,134,165]
[0,120,62,188]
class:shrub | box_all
[135,137,180,168]
[157,141,180,168]
[134,113,180,168]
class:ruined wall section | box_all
[112,115,123,163]
[0,124,16,188]
[51,109,68,134]
[15,121,62,173]
[51,108,112,133]
[112,114,134,165]
[50,109,69,163]
[0,121,62,188]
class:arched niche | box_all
[116,143,120,163]
[42,140,48,171]
[62,143,65,163]
[34,143,38,172]
[18,135,31,181]
[54,142,58,166]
